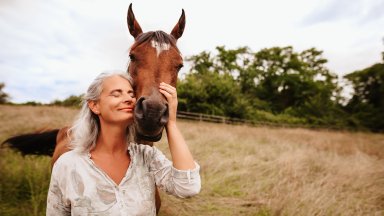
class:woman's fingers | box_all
[159,82,178,123]
[159,88,171,98]
[160,83,176,94]
[159,82,177,99]
[159,82,175,91]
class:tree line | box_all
[1,46,383,132]
[177,46,384,132]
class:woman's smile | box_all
[118,106,135,112]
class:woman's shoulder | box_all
[54,150,84,169]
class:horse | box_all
[2,3,186,214]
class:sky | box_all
[0,0,383,103]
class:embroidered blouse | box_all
[46,142,201,216]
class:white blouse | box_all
[46,142,201,216]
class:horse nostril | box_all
[159,105,169,125]
[134,97,146,119]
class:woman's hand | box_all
[159,82,178,125]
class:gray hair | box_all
[69,72,136,153]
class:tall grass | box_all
[1,105,384,215]
[155,123,384,216]
[0,150,51,216]
[0,105,77,216]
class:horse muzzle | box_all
[134,97,168,142]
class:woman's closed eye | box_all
[111,93,121,98]
[128,92,136,98]
[110,90,122,97]
[110,89,135,98]
[126,89,135,98]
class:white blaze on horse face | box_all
[151,40,170,57]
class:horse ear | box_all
[170,9,186,40]
[127,3,143,39]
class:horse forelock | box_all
[130,31,180,54]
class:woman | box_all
[46,72,201,215]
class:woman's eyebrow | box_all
[110,89,134,94]
[110,89,123,94]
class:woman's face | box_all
[89,75,136,126]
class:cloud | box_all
[359,0,384,23]
[302,0,384,26]
[0,0,132,103]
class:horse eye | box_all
[176,64,184,72]
[129,54,136,61]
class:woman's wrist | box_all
[166,120,177,129]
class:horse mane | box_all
[131,31,180,53]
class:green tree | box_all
[181,45,348,127]
[51,95,83,107]
[178,47,255,118]
[0,83,10,104]
[242,47,341,113]
[178,61,251,118]
[344,63,384,131]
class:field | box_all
[1,105,384,215]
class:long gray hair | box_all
[69,72,136,153]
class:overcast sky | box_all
[1,0,383,103]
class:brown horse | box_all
[3,3,186,214]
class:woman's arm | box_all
[155,82,200,198]
[159,82,195,170]
[46,163,71,215]
[145,145,201,198]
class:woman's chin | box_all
[110,116,134,126]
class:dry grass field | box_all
[1,105,384,215]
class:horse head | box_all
[127,4,185,142]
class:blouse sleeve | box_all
[46,160,71,215]
[148,146,201,198]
